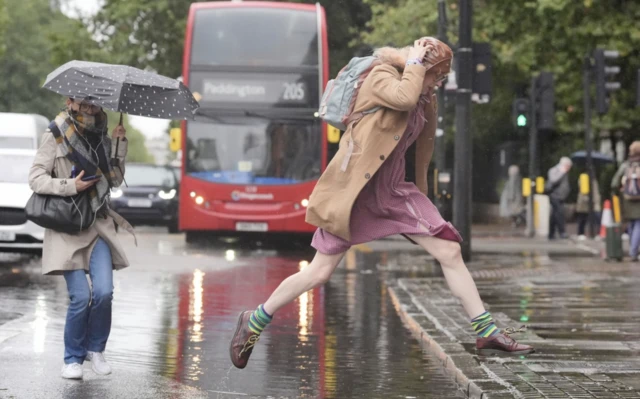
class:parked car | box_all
[0,112,49,150]
[0,149,44,253]
[110,163,180,233]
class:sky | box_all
[62,0,170,140]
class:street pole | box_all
[526,76,538,238]
[453,0,472,261]
[583,55,596,238]
[435,0,448,210]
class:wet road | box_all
[0,229,465,399]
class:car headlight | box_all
[111,188,123,199]
[159,189,177,200]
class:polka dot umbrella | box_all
[43,60,200,121]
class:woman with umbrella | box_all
[28,61,198,379]
[29,97,130,379]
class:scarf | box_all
[51,110,116,215]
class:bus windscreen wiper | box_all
[194,109,224,123]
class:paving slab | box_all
[387,255,640,398]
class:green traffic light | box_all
[517,114,527,127]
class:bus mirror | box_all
[170,128,182,152]
[327,126,341,144]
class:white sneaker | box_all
[578,235,587,241]
[61,363,83,379]
[87,351,112,375]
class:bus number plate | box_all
[236,222,268,232]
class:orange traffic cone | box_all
[600,199,613,238]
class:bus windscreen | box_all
[191,8,318,68]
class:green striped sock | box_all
[471,311,499,338]
[248,304,273,335]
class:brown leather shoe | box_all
[476,332,535,356]
[229,311,260,369]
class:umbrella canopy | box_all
[570,150,614,164]
[43,60,199,120]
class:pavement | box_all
[386,249,640,398]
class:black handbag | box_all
[25,190,95,235]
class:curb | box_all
[388,285,486,399]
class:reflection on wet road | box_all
[0,230,465,398]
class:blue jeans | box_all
[630,220,640,259]
[63,238,113,364]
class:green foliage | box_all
[105,111,154,164]
[0,0,68,116]
[360,0,640,153]
[91,0,198,80]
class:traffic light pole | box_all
[453,0,472,261]
[526,76,538,238]
[583,56,596,238]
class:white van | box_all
[0,112,50,150]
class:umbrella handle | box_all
[113,112,122,162]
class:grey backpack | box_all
[318,56,381,131]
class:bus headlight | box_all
[159,189,177,200]
[301,199,309,208]
[195,196,204,205]
[111,188,123,199]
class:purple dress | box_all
[311,96,462,255]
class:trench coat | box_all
[306,62,436,241]
[29,129,135,275]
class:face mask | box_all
[77,113,96,129]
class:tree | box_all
[0,0,68,116]
[105,111,155,163]
[360,0,640,160]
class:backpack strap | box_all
[340,107,382,172]
[344,106,381,127]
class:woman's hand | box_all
[112,125,126,139]
[407,38,430,63]
[74,170,100,192]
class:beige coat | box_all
[29,130,135,275]
[306,49,444,241]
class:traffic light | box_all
[512,98,530,128]
[536,72,554,131]
[594,49,621,115]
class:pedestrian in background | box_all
[29,97,132,379]
[499,165,524,227]
[546,157,573,240]
[229,37,533,370]
[575,175,601,240]
[611,140,640,261]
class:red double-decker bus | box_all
[179,1,329,241]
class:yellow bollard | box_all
[327,125,341,144]
[169,128,182,152]
[522,177,531,197]
[579,173,590,195]
[612,195,622,223]
[536,176,545,194]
